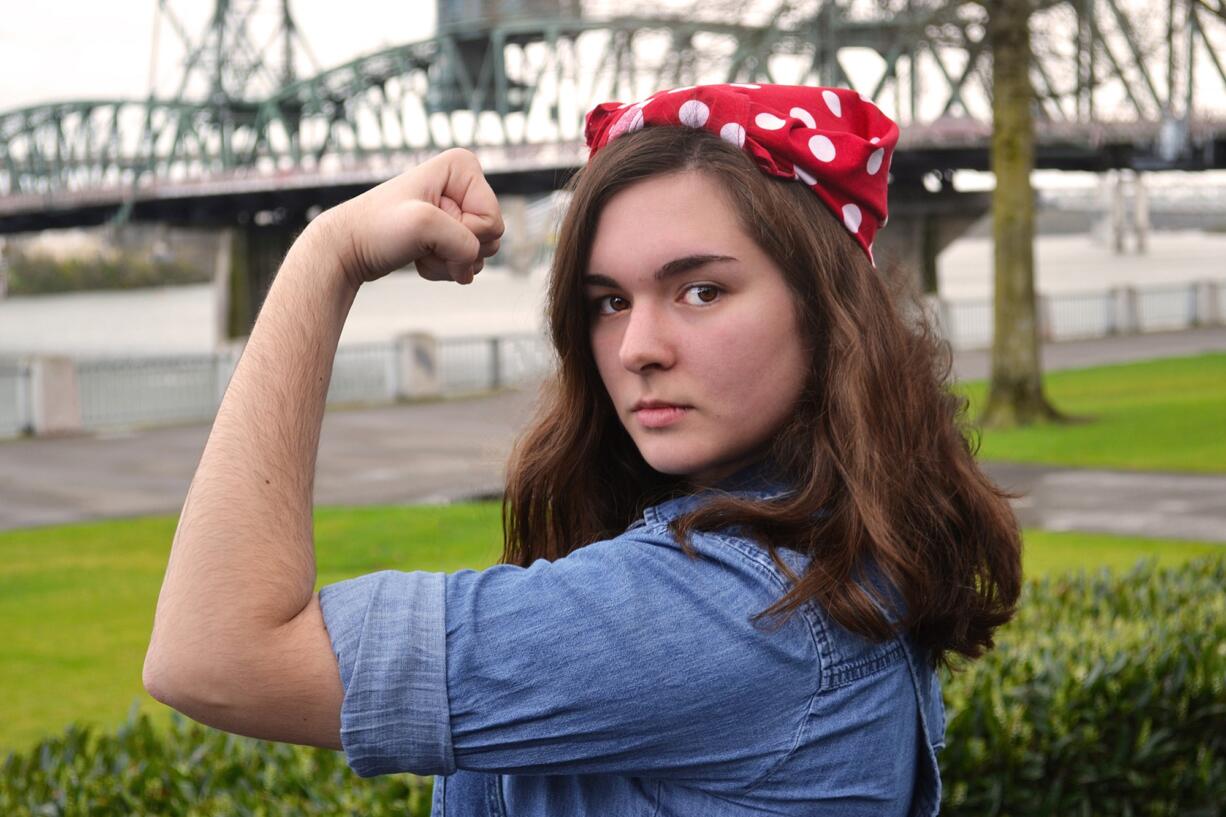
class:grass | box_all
[1,503,1221,759]
[954,352,1226,472]
[1019,529,1219,577]
[0,503,502,760]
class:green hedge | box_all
[3,555,1223,816]
[939,554,1226,815]
[0,708,433,817]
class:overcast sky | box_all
[3,2,1222,191]
[0,1,438,110]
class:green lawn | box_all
[1,503,1220,759]
[955,352,1226,472]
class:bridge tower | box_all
[431,0,582,114]
[152,0,321,340]
[152,0,316,165]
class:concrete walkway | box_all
[1,327,1224,539]
[976,461,1226,542]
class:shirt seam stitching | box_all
[699,529,830,672]
[740,678,826,795]
[651,523,829,795]
[898,636,944,814]
[823,639,906,690]
[438,572,458,776]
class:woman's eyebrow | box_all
[583,254,738,289]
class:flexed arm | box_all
[142,149,503,748]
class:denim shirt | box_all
[319,463,946,816]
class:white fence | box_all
[0,360,30,436]
[0,279,1222,438]
[0,332,556,438]
[930,280,1223,350]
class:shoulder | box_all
[443,524,825,697]
[635,519,915,693]
[464,523,817,650]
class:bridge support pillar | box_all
[215,222,301,343]
[872,182,992,308]
[1097,169,1150,255]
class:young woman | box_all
[144,83,1023,817]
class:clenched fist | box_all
[309,148,505,289]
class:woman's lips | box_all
[633,406,690,428]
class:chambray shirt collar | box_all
[642,458,795,527]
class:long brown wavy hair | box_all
[500,125,1023,673]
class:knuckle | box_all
[404,199,437,227]
[442,147,479,167]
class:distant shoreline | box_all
[3,230,1226,359]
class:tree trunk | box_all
[980,0,1065,428]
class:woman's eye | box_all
[682,284,722,305]
[591,295,626,315]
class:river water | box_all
[2,230,1224,359]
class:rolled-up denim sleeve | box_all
[320,534,817,783]
[318,569,453,777]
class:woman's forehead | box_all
[599,170,732,221]
[588,174,751,272]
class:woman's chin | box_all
[640,453,730,486]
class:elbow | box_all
[142,618,221,710]
[142,646,235,729]
[142,642,219,712]
[142,645,179,707]
[142,623,176,704]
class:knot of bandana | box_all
[584,83,899,267]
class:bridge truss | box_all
[2,0,1225,213]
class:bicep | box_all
[147,592,344,752]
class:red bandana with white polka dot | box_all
[584,83,898,267]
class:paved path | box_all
[1,327,1224,538]
[948,325,1226,381]
[976,461,1226,542]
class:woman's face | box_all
[585,169,809,488]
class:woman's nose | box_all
[618,301,675,373]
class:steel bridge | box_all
[3,0,1226,230]
[3,0,1225,333]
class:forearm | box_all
[148,221,357,670]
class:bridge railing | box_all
[0,279,1221,439]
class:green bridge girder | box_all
[3,2,1226,200]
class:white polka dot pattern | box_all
[754,112,787,130]
[842,203,862,232]
[823,90,842,117]
[867,148,884,175]
[809,134,836,162]
[628,107,645,132]
[583,82,899,266]
[680,100,710,128]
[720,122,746,147]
